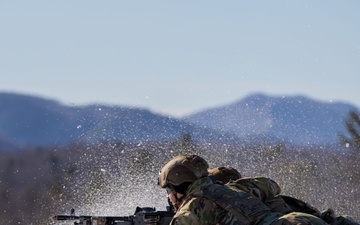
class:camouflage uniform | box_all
[170,177,327,225]
[159,156,329,225]
[209,167,358,225]
[226,177,295,214]
[171,176,282,225]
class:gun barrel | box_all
[52,215,131,222]
[53,215,81,220]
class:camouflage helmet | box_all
[158,154,209,188]
[208,166,241,184]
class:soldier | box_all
[158,154,328,225]
[208,167,308,215]
[208,166,359,225]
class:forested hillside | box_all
[1,134,359,224]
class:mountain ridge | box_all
[183,93,359,145]
[0,92,241,150]
[0,92,358,150]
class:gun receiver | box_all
[53,207,174,225]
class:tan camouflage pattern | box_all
[227,177,281,200]
[208,167,242,183]
[170,177,329,225]
[159,154,209,187]
[274,212,328,225]
[171,177,282,225]
[180,155,209,179]
[226,177,293,214]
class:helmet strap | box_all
[169,184,186,210]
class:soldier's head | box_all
[208,166,241,184]
[158,154,209,209]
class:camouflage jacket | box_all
[170,177,283,225]
[226,177,294,214]
[226,177,281,200]
[227,178,357,225]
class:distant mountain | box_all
[0,92,239,151]
[0,92,359,150]
[183,93,359,146]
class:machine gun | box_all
[53,206,175,225]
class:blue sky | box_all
[1,1,359,117]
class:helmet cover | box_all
[159,154,209,188]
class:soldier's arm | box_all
[172,198,220,225]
